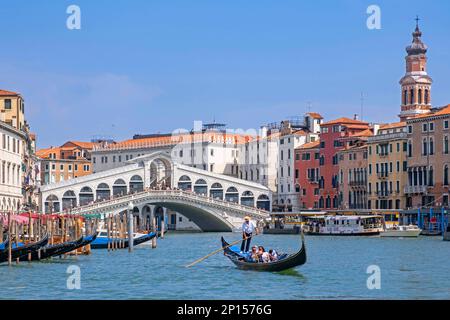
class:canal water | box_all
[1,233,449,299]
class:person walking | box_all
[241,216,257,252]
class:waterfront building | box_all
[270,113,321,212]
[0,89,25,131]
[295,140,321,209]
[0,120,27,211]
[36,141,97,184]
[367,122,408,210]
[314,117,370,209]
[337,143,369,210]
[405,105,450,208]
[399,21,432,121]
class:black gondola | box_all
[0,234,49,264]
[90,231,157,249]
[221,233,307,272]
[18,232,98,262]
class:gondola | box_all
[221,232,307,272]
[0,234,49,264]
[18,232,98,262]
[90,231,157,249]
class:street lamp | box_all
[128,202,134,252]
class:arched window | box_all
[428,166,434,186]
[45,194,60,213]
[410,89,415,104]
[209,182,223,200]
[177,175,192,191]
[418,89,423,104]
[79,186,94,206]
[241,191,255,207]
[423,138,428,156]
[193,179,207,195]
[444,136,449,155]
[444,165,449,186]
[225,187,239,203]
[96,183,111,201]
[429,137,434,155]
[425,89,429,104]
[62,190,77,211]
[256,194,270,211]
[403,90,408,105]
[129,175,143,193]
[113,179,127,196]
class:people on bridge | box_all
[240,216,257,253]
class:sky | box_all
[1,0,450,148]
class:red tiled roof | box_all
[380,122,406,130]
[0,89,19,96]
[410,105,450,120]
[296,140,320,150]
[321,117,369,126]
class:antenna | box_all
[360,92,365,121]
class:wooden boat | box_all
[90,231,157,249]
[18,233,98,262]
[380,225,422,238]
[0,234,49,263]
[221,233,307,272]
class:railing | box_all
[377,172,389,179]
[376,191,392,198]
[349,180,367,187]
[404,185,428,194]
[68,189,270,218]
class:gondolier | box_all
[241,216,257,252]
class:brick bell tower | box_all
[399,17,432,121]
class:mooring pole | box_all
[7,211,12,266]
[128,202,134,253]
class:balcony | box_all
[379,152,389,158]
[404,185,428,194]
[376,191,392,198]
[377,172,389,179]
[349,180,367,188]
[308,178,319,184]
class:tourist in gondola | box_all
[258,246,270,263]
[240,216,257,253]
[269,249,278,262]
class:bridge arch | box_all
[225,187,239,203]
[96,183,111,201]
[45,194,60,213]
[130,175,144,193]
[79,187,94,206]
[193,179,208,195]
[62,190,77,211]
[256,194,270,211]
[210,183,224,200]
[241,191,255,207]
[177,175,192,191]
[113,179,127,196]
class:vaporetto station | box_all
[40,151,272,232]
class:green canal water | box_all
[1,233,449,300]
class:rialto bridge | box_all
[39,151,271,231]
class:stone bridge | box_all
[40,151,272,231]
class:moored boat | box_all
[380,225,421,238]
[302,215,383,236]
[90,230,157,249]
[0,234,49,263]
[221,233,307,272]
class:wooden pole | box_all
[107,215,111,252]
[7,211,12,266]
[152,216,157,249]
[128,209,133,253]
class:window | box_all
[444,120,449,130]
[429,138,434,155]
[444,136,449,155]
[422,138,428,156]
[408,125,413,134]
[210,149,214,156]
[422,123,428,132]
[74,164,78,171]
[60,164,64,171]
[429,122,434,132]
[444,165,449,186]
[4,99,11,110]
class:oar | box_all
[185,234,256,268]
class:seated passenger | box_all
[269,249,278,262]
[245,246,259,262]
[258,246,270,263]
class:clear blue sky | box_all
[1,0,450,148]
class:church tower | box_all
[399,18,432,121]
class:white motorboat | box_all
[380,225,421,238]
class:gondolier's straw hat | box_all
[244,216,250,220]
